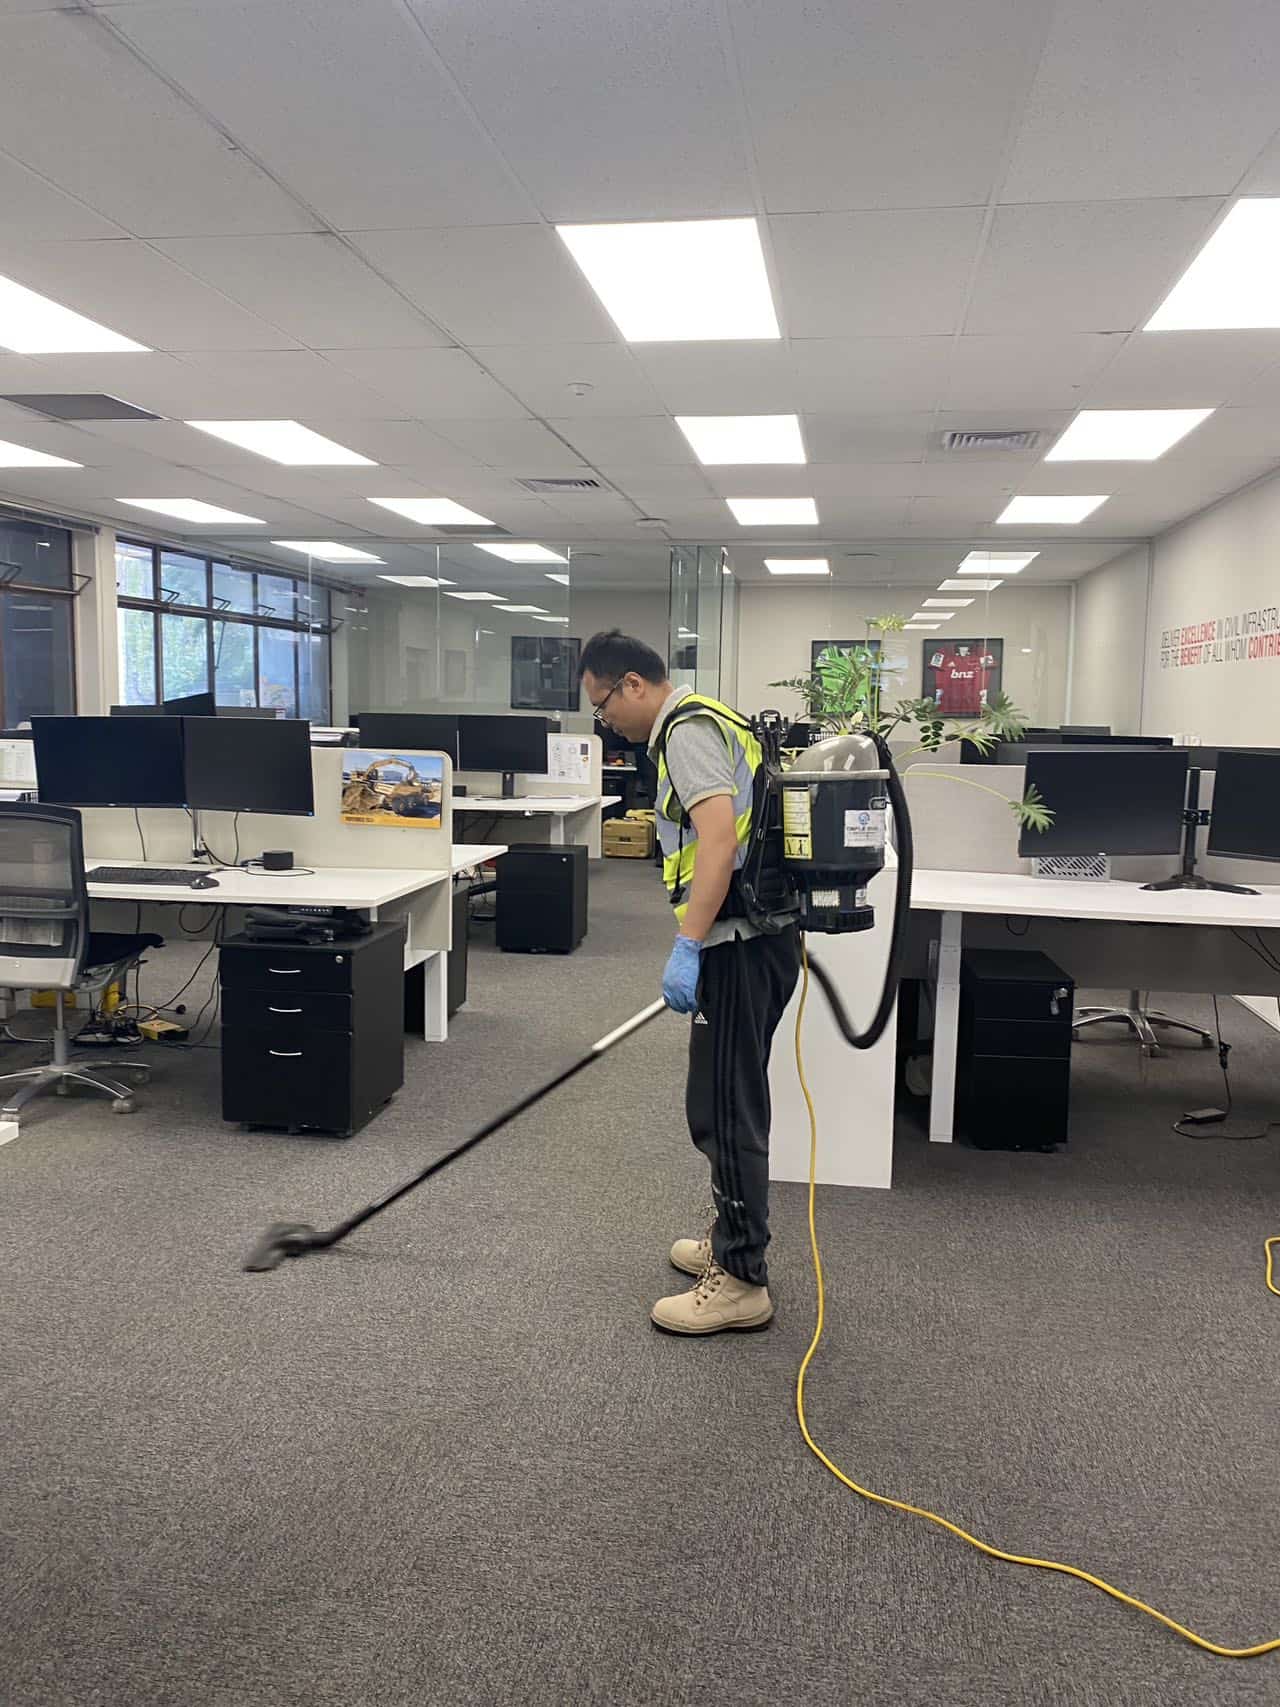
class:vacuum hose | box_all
[804,751,913,1051]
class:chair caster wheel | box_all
[1201,1035,1214,1049]
[111,1097,136,1115]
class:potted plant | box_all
[770,615,1052,832]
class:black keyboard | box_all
[87,866,208,887]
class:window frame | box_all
[0,516,78,723]
[115,539,336,719]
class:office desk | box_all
[454,795,603,850]
[84,859,454,1039]
[912,869,1280,1143]
[770,865,1280,1188]
[451,842,507,872]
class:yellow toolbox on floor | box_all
[604,812,656,858]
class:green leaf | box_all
[1012,783,1054,832]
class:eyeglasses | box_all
[591,678,626,726]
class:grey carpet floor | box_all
[2,859,1279,1707]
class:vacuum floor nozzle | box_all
[243,1222,326,1272]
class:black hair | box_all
[578,629,668,685]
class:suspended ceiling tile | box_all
[318,349,530,420]
[407,0,753,222]
[770,209,986,338]
[1002,0,1280,202]
[1084,331,1280,407]
[802,413,934,465]
[731,0,1042,211]
[543,416,695,468]
[0,10,314,236]
[963,199,1224,336]
[352,226,618,346]
[473,344,665,418]
[789,337,951,414]
[628,342,799,415]
[108,0,531,229]
[943,334,1126,413]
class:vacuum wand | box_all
[243,998,670,1273]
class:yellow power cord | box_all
[792,941,1280,1660]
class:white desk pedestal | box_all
[769,857,899,1190]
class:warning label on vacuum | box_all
[844,805,886,850]
[782,788,812,860]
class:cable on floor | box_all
[793,938,1280,1660]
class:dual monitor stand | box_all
[1141,767,1257,896]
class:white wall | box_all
[1140,466,1280,744]
[736,583,1072,725]
[1069,545,1148,734]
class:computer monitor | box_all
[1060,725,1110,737]
[110,703,164,717]
[182,716,314,816]
[1206,750,1280,863]
[33,715,187,808]
[457,714,549,797]
[164,691,217,717]
[1018,748,1190,859]
[218,704,284,720]
[1065,732,1173,747]
[355,712,459,760]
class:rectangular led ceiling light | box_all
[476,543,569,564]
[187,420,375,466]
[938,577,1001,591]
[923,597,973,607]
[726,497,818,525]
[764,558,829,575]
[676,414,805,465]
[494,604,547,613]
[1146,200,1280,330]
[995,496,1107,524]
[545,572,571,585]
[119,499,265,525]
[556,217,780,341]
[369,498,495,526]
[533,614,570,623]
[0,274,149,353]
[0,438,81,468]
[273,540,384,563]
[903,622,942,630]
[377,574,455,587]
[958,551,1038,573]
[443,590,503,601]
[1045,408,1213,461]
[912,610,953,621]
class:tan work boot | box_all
[651,1262,774,1335]
[669,1235,712,1276]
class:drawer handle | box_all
[268,1006,302,1014]
[268,1049,303,1058]
[267,967,302,975]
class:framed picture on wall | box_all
[811,637,908,690]
[511,634,581,711]
[922,637,1003,718]
[812,638,879,670]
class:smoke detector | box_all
[938,428,1044,454]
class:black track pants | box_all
[686,927,801,1287]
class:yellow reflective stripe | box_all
[654,694,760,913]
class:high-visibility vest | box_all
[653,693,762,926]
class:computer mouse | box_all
[189,874,220,890]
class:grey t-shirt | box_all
[649,688,760,947]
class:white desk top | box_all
[603,763,638,774]
[85,859,449,909]
[451,842,507,872]
[911,867,1280,930]
[455,794,602,814]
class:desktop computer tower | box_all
[496,843,588,953]
[957,948,1074,1150]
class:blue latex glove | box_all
[663,933,703,1014]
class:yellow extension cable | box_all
[792,942,1280,1661]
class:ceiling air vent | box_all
[2,393,160,421]
[938,428,1043,454]
[516,476,606,493]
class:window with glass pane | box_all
[213,619,255,706]
[118,608,156,705]
[115,540,155,600]
[212,562,255,613]
[159,551,208,608]
[0,517,73,590]
[256,574,296,620]
[162,613,210,700]
[259,626,298,715]
[3,595,73,722]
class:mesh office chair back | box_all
[0,803,87,990]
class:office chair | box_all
[1073,991,1213,1056]
[0,803,163,1123]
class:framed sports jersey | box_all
[922,637,1003,718]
